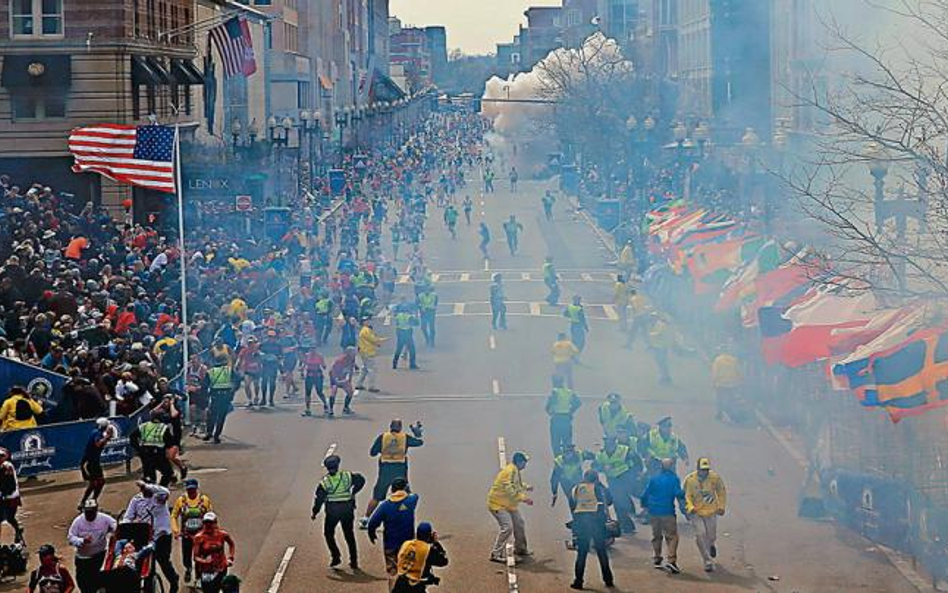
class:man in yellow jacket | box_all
[357,320,386,393]
[488,451,533,563]
[683,457,727,572]
[551,332,580,389]
[711,350,743,421]
[0,386,43,431]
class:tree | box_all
[785,0,948,298]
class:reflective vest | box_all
[396,539,431,585]
[543,263,556,282]
[322,471,354,503]
[418,292,437,311]
[395,312,414,330]
[565,305,583,323]
[548,387,575,415]
[316,298,333,314]
[140,422,167,448]
[596,444,631,479]
[380,431,408,463]
[571,482,600,514]
[207,365,234,390]
[599,403,632,438]
[647,427,681,460]
[553,454,584,486]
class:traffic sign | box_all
[235,195,253,212]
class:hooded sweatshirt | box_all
[366,490,419,551]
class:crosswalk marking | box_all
[460,272,470,282]
[453,302,465,315]
[603,304,619,321]
[394,270,614,284]
[521,272,531,281]
[529,302,541,316]
[581,272,594,282]
[431,273,440,282]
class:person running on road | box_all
[171,478,214,585]
[364,419,424,527]
[489,274,507,330]
[67,499,115,593]
[543,256,560,305]
[624,288,652,349]
[711,347,743,421]
[357,320,385,393]
[301,345,326,417]
[130,414,175,486]
[312,455,365,570]
[564,296,590,352]
[483,169,495,193]
[462,196,473,225]
[192,512,236,593]
[598,393,635,439]
[541,190,555,221]
[509,166,519,192]
[28,545,76,593]
[487,451,533,563]
[503,215,523,256]
[613,275,630,330]
[683,458,727,573]
[443,205,459,239]
[79,418,114,509]
[592,436,641,535]
[392,522,448,593]
[328,347,358,416]
[392,300,420,370]
[647,312,674,385]
[367,478,419,589]
[314,292,335,347]
[416,287,438,348]
[552,332,580,389]
[545,375,581,455]
[640,458,686,574]
[618,239,637,278]
[204,347,236,444]
[478,222,491,259]
[551,443,585,508]
[643,416,689,475]
[569,470,615,591]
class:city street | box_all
[10,177,919,593]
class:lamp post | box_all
[672,121,688,195]
[865,141,890,233]
[694,121,710,156]
[336,107,350,165]
[231,118,242,149]
[741,126,760,213]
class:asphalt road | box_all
[10,173,920,593]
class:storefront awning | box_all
[171,59,204,85]
[1,55,71,88]
[132,55,161,86]
[319,74,333,91]
[370,70,406,103]
[146,57,171,84]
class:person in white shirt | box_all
[67,499,116,593]
[123,481,178,593]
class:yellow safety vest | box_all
[418,293,437,311]
[140,422,167,448]
[380,432,408,463]
[322,471,354,503]
[647,427,681,460]
[554,454,584,486]
[396,539,431,585]
[571,482,600,513]
[548,387,575,415]
[395,312,414,330]
[599,403,631,438]
[207,365,233,390]
[543,263,556,281]
[316,298,332,314]
[565,304,582,323]
[596,444,630,479]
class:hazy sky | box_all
[390,0,560,55]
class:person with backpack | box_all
[367,478,419,589]
[0,385,43,431]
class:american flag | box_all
[210,16,257,78]
[68,124,177,194]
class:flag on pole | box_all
[68,124,177,194]
[209,16,257,78]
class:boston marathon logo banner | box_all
[0,356,67,423]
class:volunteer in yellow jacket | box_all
[357,319,386,393]
[488,451,533,563]
[683,457,727,572]
[551,332,580,389]
[363,419,424,528]
[711,349,743,421]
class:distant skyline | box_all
[390,0,561,55]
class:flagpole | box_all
[173,123,191,424]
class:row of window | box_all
[11,0,62,37]
[9,85,193,121]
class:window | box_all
[566,9,580,27]
[11,0,62,37]
[253,0,272,5]
[285,23,298,53]
[12,90,66,120]
[297,81,310,109]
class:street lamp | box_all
[231,117,242,148]
[673,121,687,145]
[694,121,710,154]
[267,115,278,143]
[865,141,890,233]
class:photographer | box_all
[392,522,447,593]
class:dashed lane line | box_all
[492,379,501,396]
[496,437,519,592]
[484,259,491,272]
[603,304,619,321]
[489,334,496,350]
[267,546,297,593]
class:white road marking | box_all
[492,379,501,396]
[495,437,518,590]
[603,304,619,321]
[267,546,296,593]
[189,467,228,475]
[489,334,496,349]
[520,272,531,281]
[454,302,465,316]
[431,273,440,282]
[497,437,507,467]
[398,274,410,284]
[460,272,470,282]
[484,259,490,271]
[480,200,486,206]
[529,302,541,316]
[581,272,594,282]
[323,443,337,459]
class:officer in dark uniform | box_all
[569,470,615,591]
[311,455,366,570]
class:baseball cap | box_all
[697,457,711,470]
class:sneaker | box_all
[665,561,681,574]
[329,557,342,568]
[212,437,222,445]
[349,561,359,570]
[343,407,354,415]
[201,435,212,442]
[489,556,506,564]
[301,409,312,417]
[409,365,420,370]
[184,568,192,583]
[704,562,714,573]
[570,582,584,591]
[358,517,369,530]
[652,558,664,569]
[709,544,717,558]
[368,387,380,393]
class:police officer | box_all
[593,436,641,534]
[569,470,615,591]
[489,274,507,330]
[598,393,635,440]
[542,256,560,305]
[392,300,419,370]
[363,419,424,528]
[545,375,580,455]
[643,416,689,475]
[315,292,335,346]
[311,455,366,570]
[550,443,585,508]
[130,414,174,486]
[564,296,590,352]
[416,287,439,348]
[204,349,235,445]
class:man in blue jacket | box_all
[640,458,686,574]
[367,478,419,589]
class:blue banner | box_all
[0,407,149,477]
[0,356,68,423]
